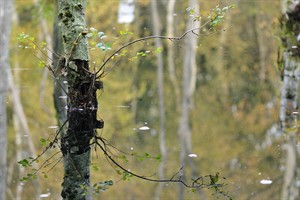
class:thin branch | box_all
[97,137,210,188]
[95,21,212,79]
[31,118,68,163]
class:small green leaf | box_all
[156,154,161,161]
[98,32,105,38]
[186,7,195,15]
[40,138,47,146]
[143,152,150,157]
[154,47,162,54]
[92,165,99,171]
[38,61,46,68]
[96,42,103,48]
[104,180,113,186]
[120,29,133,36]
[138,157,144,161]
[18,159,30,167]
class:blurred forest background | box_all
[2,0,298,199]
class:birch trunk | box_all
[279,1,300,199]
[177,0,204,199]
[166,0,180,106]
[0,0,13,199]
[216,1,238,99]
[58,0,103,199]
[150,1,167,200]
[53,2,67,134]
[8,66,41,200]
[34,0,54,112]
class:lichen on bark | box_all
[57,0,103,199]
[58,0,89,61]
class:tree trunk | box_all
[34,0,54,112]
[166,0,180,107]
[0,0,13,199]
[8,64,41,200]
[150,1,167,200]
[53,1,68,134]
[177,0,204,199]
[216,1,238,101]
[279,1,300,199]
[57,0,103,199]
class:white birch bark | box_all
[279,1,300,199]
[150,1,167,199]
[0,0,13,199]
[58,1,102,199]
[33,0,54,111]
[177,0,204,199]
[8,67,42,200]
[279,54,300,200]
[166,0,180,106]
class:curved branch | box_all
[95,21,212,79]
[95,137,228,191]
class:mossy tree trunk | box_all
[57,0,103,199]
[279,1,300,200]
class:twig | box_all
[95,21,212,79]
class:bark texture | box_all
[0,0,13,199]
[57,0,103,199]
[279,1,300,199]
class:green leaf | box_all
[96,42,103,48]
[98,32,105,38]
[39,138,47,146]
[119,155,128,163]
[122,171,133,181]
[138,157,144,161]
[92,164,99,171]
[155,154,161,161]
[143,152,150,157]
[18,159,30,167]
[38,61,46,68]
[120,29,133,36]
[154,47,162,54]
[186,7,195,15]
[104,180,113,186]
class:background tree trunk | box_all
[177,0,204,199]
[0,0,13,199]
[150,1,167,200]
[8,63,41,200]
[166,0,180,106]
